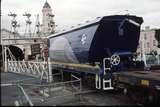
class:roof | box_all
[47,17,102,39]
[1,28,21,37]
[43,1,51,8]
[47,14,143,39]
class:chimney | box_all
[145,26,150,30]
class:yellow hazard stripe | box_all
[49,61,99,69]
[141,80,149,86]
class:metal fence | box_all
[145,54,160,66]
[1,73,82,106]
[7,60,49,81]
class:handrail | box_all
[17,84,33,106]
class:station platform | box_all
[1,72,41,106]
[113,70,160,90]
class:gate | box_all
[8,60,49,81]
[3,46,50,82]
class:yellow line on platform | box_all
[49,61,99,69]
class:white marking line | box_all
[50,87,63,91]
[1,83,14,87]
[40,99,44,102]
[40,89,50,97]
[14,100,20,106]
[156,85,160,90]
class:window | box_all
[147,42,150,48]
[144,33,147,40]
[153,40,156,46]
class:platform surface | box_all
[114,70,160,81]
[1,72,135,106]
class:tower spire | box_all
[42,0,55,35]
[43,0,51,8]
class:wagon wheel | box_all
[110,54,120,66]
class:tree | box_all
[155,29,160,48]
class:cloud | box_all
[1,0,160,33]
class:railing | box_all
[7,60,49,81]
[1,73,83,106]
[136,54,160,67]
[145,54,160,66]
[27,74,82,106]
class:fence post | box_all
[4,46,8,72]
[48,57,53,83]
[157,55,160,65]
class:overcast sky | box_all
[1,0,160,34]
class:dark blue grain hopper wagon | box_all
[47,15,143,90]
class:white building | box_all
[1,28,23,45]
[137,26,160,55]
[42,0,55,36]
